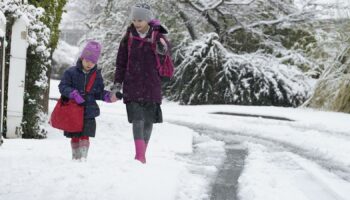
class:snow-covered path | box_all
[1,80,350,200]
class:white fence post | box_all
[0,11,6,144]
[6,16,28,138]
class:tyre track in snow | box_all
[168,120,350,182]
[169,120,350,200]
[285,152,350,200]
[210,112,350,140]
[240,143,350,200]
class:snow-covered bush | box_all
[305,44,350,112]
[167,33,311,106]
[71,0,347,108]
[52,40,79,79]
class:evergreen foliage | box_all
[69,0,348,109]
[167,33,310,106]
[28,0,67,51]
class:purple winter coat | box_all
[114,24,168,104]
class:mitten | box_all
[69,90,85,104]
[115,92,123,100]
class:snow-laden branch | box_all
[223,0,256,5]
[182,0,257,12]
[227,10,315,34]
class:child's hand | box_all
[110,93,118,103]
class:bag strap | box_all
[151,30,163,70]
[85,71,97,93]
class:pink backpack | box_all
[126,29,174,79]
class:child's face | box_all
[82,59,95,71]
[132,19,149,33]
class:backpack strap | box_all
[127,31,133,70]
[127,30,153,70]
[85,71,97,93]
[126,28,167,72]
[150,30,164,70]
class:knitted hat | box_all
[130,3,153,22]
[81,41,102,64]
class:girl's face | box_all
[82,58,95,72]
[132,19,149,33]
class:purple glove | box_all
[103,92,112,103]
[69,90,85,104]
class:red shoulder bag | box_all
[49,71,97,132]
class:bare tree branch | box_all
[170,1,198,40]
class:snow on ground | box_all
[0,80,224,200]
[1,79,350,200]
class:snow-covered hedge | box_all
[52,40,79,79]
[0,0,51,138]
[167,33,311,106]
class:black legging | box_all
[132,120,153,144]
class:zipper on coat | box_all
[83,72,88,96]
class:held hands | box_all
[104,92,117,103]
[69,90,85,105]
[110,83,123,100]
[104,91,123,103]
[109,93,118,103]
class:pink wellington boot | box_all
[134,139,146,164]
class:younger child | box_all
[59,41,118,161]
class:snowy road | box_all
[173,121,350,200]
[164,105,350,200]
